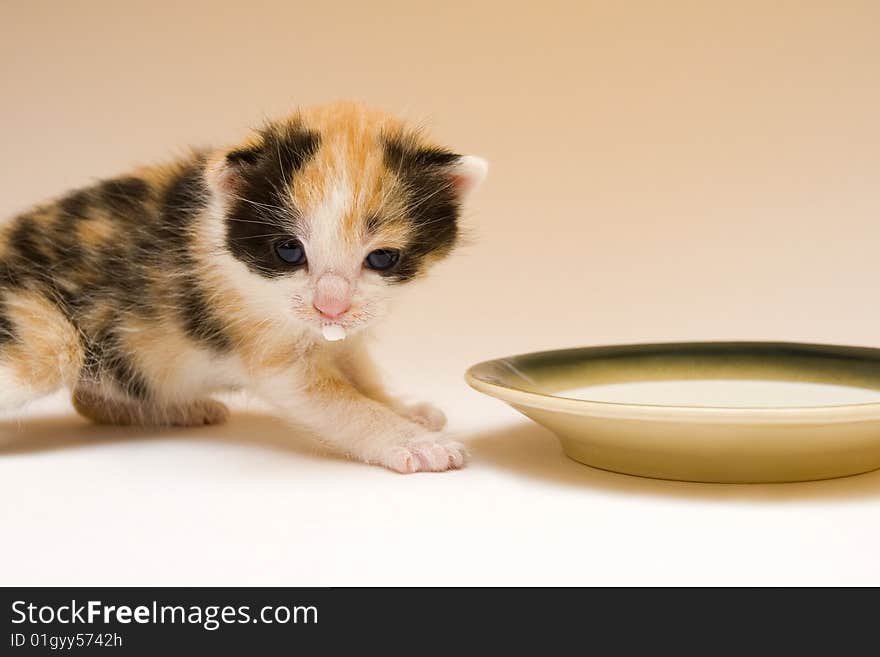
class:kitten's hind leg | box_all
[71,386,229,427]
[0,289,83,412]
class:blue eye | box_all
[275,240,306,266]
[365,249,400,271]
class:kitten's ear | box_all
[450,155,489,200]
[225,144,264,168]
[208,141,265,192]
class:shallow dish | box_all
[465,342,880,483]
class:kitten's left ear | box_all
[450,155,489,200]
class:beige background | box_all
[2,1,880,585]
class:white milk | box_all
[557,379,880,408]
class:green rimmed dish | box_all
[465,342,880,483]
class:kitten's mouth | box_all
[298,307,371,341]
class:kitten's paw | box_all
[395,401,447,432]
[382,437,466,474]
[170,399,230,427]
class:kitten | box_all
[0,101,487,473]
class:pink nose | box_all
[313,273,352,320]
[314,297,350,320]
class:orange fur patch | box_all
[76,216,117,247]
[278,102,444,249]
[1,290,83,391]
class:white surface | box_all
[558,380,880,407]
[4,367,880,587]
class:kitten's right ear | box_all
[450,155,489,200]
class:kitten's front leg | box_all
[256,369,464,473]
[336,337,447,432]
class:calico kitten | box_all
[0,101,487,473]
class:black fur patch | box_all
[177,279,232,352]
[54,190,95,274]
[96,244,151,315]
[98,176,151,219]
[159,159,234,352]
[9,217,52,274]
[225,124,321,277]
[383,140,460,170]
[109,352,150,400]
[0,300,14,344]
[82,327,151,401]
[382,137,462,282]
[59,188,93,220]
[160,160,208,243]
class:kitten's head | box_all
[207,102,487,339]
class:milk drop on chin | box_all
[322,323,347,342]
